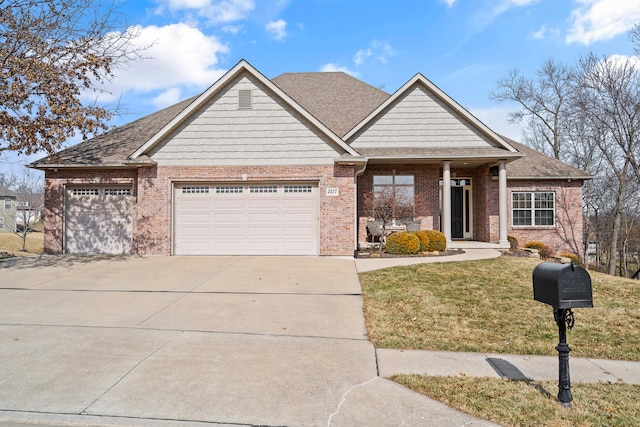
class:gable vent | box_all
[238,89,252,109]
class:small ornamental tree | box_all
[363,186,416,253]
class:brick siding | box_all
[356,164,585,256]
[44,164,355,256]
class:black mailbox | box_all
[532,262,593,309]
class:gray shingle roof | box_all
[29,66,590,181]
[502,137,592,180]
[32,97,196,166]
[272,72,390,137]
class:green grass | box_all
[393,375,640,427]
[360,256,640,360]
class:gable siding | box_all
[149,75,341,166]
[349,85,498,148]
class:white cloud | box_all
[93,23,228,102]
[152,87,184,109]
[266,19,287,40]
[222,24,243,34]
[441,0,457,6]
[532,25,546,39]
[352,40,397,66]
[156,0,255,24]
[566,0,640,45]
[353,49,372,66]
[320,63,360,77]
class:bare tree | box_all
[363,186,416,253]
[490,58,575,160]
[572,53,640,275]
[0,0,142,155]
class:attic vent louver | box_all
[238,89,252,109]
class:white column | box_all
[498,160,508,245]
[442,161,452,243]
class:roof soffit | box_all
[130,59,359,159]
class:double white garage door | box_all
[64,182,319,255]
[173,183,319,255]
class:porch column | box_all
[498,159,508,245]
[442,161,452,243]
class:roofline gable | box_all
[343,73,519,154]
[130,59,359,159]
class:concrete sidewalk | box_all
[355,248,503,272]
[378,349,640,385]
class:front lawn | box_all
[0,231,44,257]
[360,256,640,426]
[359,256,640,361]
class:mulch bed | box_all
[356,249,464,258]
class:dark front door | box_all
[451,187,463,239]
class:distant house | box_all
[0,184,17,233]
[31,59,591,256]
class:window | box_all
[105,188,131,196]
[512,192,555,226]
[0,218,3,229]
[216,186,243,194]
[182,186,210,194]
[373,175,415,204]
[284,185,312,193]
[250,186,277,193]
[4,199,11,209]
[71,188,99,196]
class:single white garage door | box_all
[65,186,133,254]
[174,183,318,255]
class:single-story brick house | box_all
[31,60,590,256]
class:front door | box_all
[440,178,473,239]
[451,187,464,239]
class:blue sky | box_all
[3,0,640,175]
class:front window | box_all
[512,192,555,226]
[372,175,415,218]
[4,199,11,210]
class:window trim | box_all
[511,191,555,227]
[4,199,11,210]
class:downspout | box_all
[354,160,368,257]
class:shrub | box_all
[386,232,421,255]
[507,235,518,250]
[560,252,583,267]
[525,241,551,259]
[424,230,446,252]
[412,230,430,252]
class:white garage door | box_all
[65,187,133,254]
[174,183,318,255]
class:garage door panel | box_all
[65,188,133,255]
[174,183,318,255]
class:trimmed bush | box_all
[386,231,421,255]
[507,235,519,250]
[424,230,446,252]
[412,230,430,252]
[560,252,583,266]
[525,241,551,259]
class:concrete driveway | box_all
[0,255,495,427]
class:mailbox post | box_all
[532,262,593,408]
